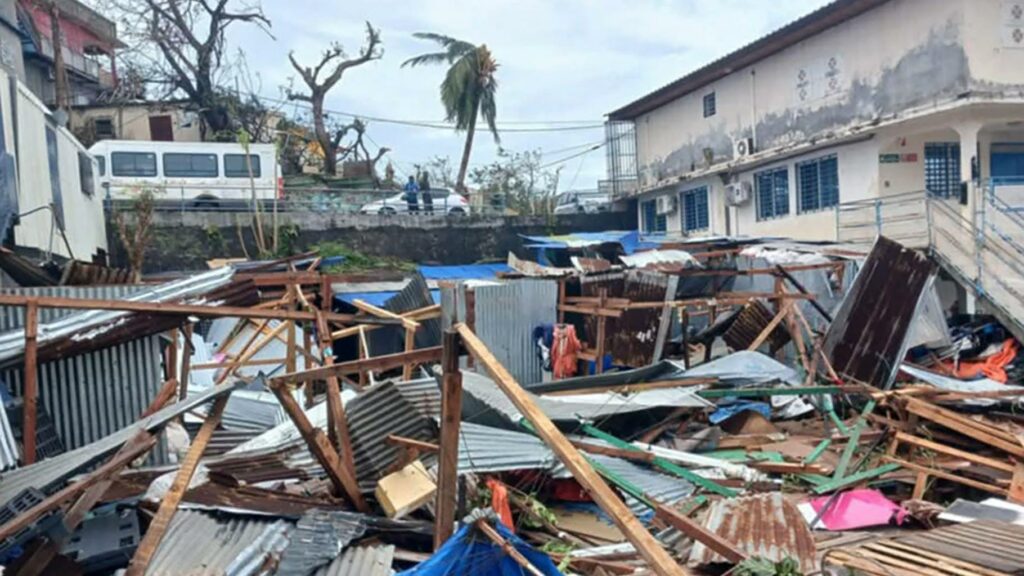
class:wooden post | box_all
[595,288,607,375]
[23,299,39,465]
[403,325,417,380]
[680,308,690,369]
[125,396,229,576]
[475,518,544,576]
[746,302,792,351]
[434,330,463,549]
[166,329,178,383]
[286,321,297,374]
[303,324,314,407]
[557,279,566,324]
[269,383,369,511]
[455,323,687,576]
[314,311,362,510]
[358,326,368,389]
[179,324,192,401]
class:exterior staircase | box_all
[836,186,1024,343]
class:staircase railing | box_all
[836,184,1024,339]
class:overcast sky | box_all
[222,0,832,189]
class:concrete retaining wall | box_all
[108,210,637,272]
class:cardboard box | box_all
[375,460,437,519]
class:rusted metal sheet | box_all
[579,270,675,367]
[823,236,936,389]
[688,493,816,573]
[59,260,133,286]
[722,300,790,352]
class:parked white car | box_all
[359,188,470,215]
[553,190,611,214]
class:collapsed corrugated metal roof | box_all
[276,509,366,576]
[688,493,816,573]
[457,421,558,475]
[552,454,695,515]
[0,381,243,504]
[145,509,291,576]
[0,267,237,365]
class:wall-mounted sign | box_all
[879,153,919,164]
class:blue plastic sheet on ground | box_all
[396,521,562,575]
[708,400,772,425]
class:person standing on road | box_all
[404,175,420,213]
[418,171,433,214]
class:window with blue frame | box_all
[680,186,709,232]
[755,167,789,221]
[991,143,1024,186]
[924,143,960,197]
[796,154,839,213]
[641,199,667,234]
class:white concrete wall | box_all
[634,0,975,191]
[70,104,203,143]
[12,75,106,259]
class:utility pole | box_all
[48,2,69,112]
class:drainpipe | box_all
[749,69,758,149]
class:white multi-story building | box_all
[608,0,1024,240]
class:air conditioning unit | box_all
[656,195,676,215]
[726,181,753,206]
[734,137,755,159]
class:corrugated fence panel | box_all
[473,280,557,386]
[1,335,166,462]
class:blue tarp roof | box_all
[417,263,511,280]
[336,289,441,307]
[520,230,661,255]
[396,521,561,575]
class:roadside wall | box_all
[109,210,637,272]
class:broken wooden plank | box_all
[456,323,688,576]
[272,346,443,386]
[269,382,369,512]
[475,518,546,576]
[653,501,747,564]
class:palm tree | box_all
[403,33,499,193]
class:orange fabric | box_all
[486,478,514,531]
[552,324,581,379]
[941,339,1019,383]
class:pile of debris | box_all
[0,237,1022,575]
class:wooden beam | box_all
[126,396,229,576]
[475,518,545,576]
[331,305,441,340]
[540,377,717,397]
[141,379,180,419]
[434,330,463,550]
[352,299,419,330]
[315,311,358,489]
[455,323,687,576]
[269,383,369,512]
[386,435,439,453]
[904,397,1024,458]
[166,328,178,383]
[893,431,1016,473]
[179,324,192,401]
[403,325,417,380]
[23,299,39,465]
[0,431,156,544]
[271,346,443,386]
[653,501,747,564]
[747,302,792,351]
[0,294,401,326]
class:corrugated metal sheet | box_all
[145,510,292,576]
[831,519,1024,574]
[473,279,557,385]
[368,272,440,356]
[0,285,148,330]
[276,509,366,576]
[0,381,241,504]
[553,454,695,515]
[393,377,442,418]
[1,334,166,458]
[0,267,235,363]
[458,421,558,474]
[721,300,790,352]
[347,380,437,491]
[688,493,816,572]
[823,236,936,389]
[579,270,677,367]
[315,544,395,576]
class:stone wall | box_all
[108,210,637,273]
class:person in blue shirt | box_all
[404,175,420,213]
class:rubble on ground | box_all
[0,236,1022,575]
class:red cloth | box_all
[941,339,1019,383]
[552,324,581,379]
[486,478,514,531]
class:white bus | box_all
[89,140,280,207]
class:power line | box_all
[256,94,605,133]
[538,142,606,170]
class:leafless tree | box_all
[112,188,156,282]
[101,0,272,138]
[287,22,382,176]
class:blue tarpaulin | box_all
[709,400,772,424]
[418,263,511,280]
[396,521,561,576]
[520,230,662,255]
[335,289,441,307]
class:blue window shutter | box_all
[45,126,64,230]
